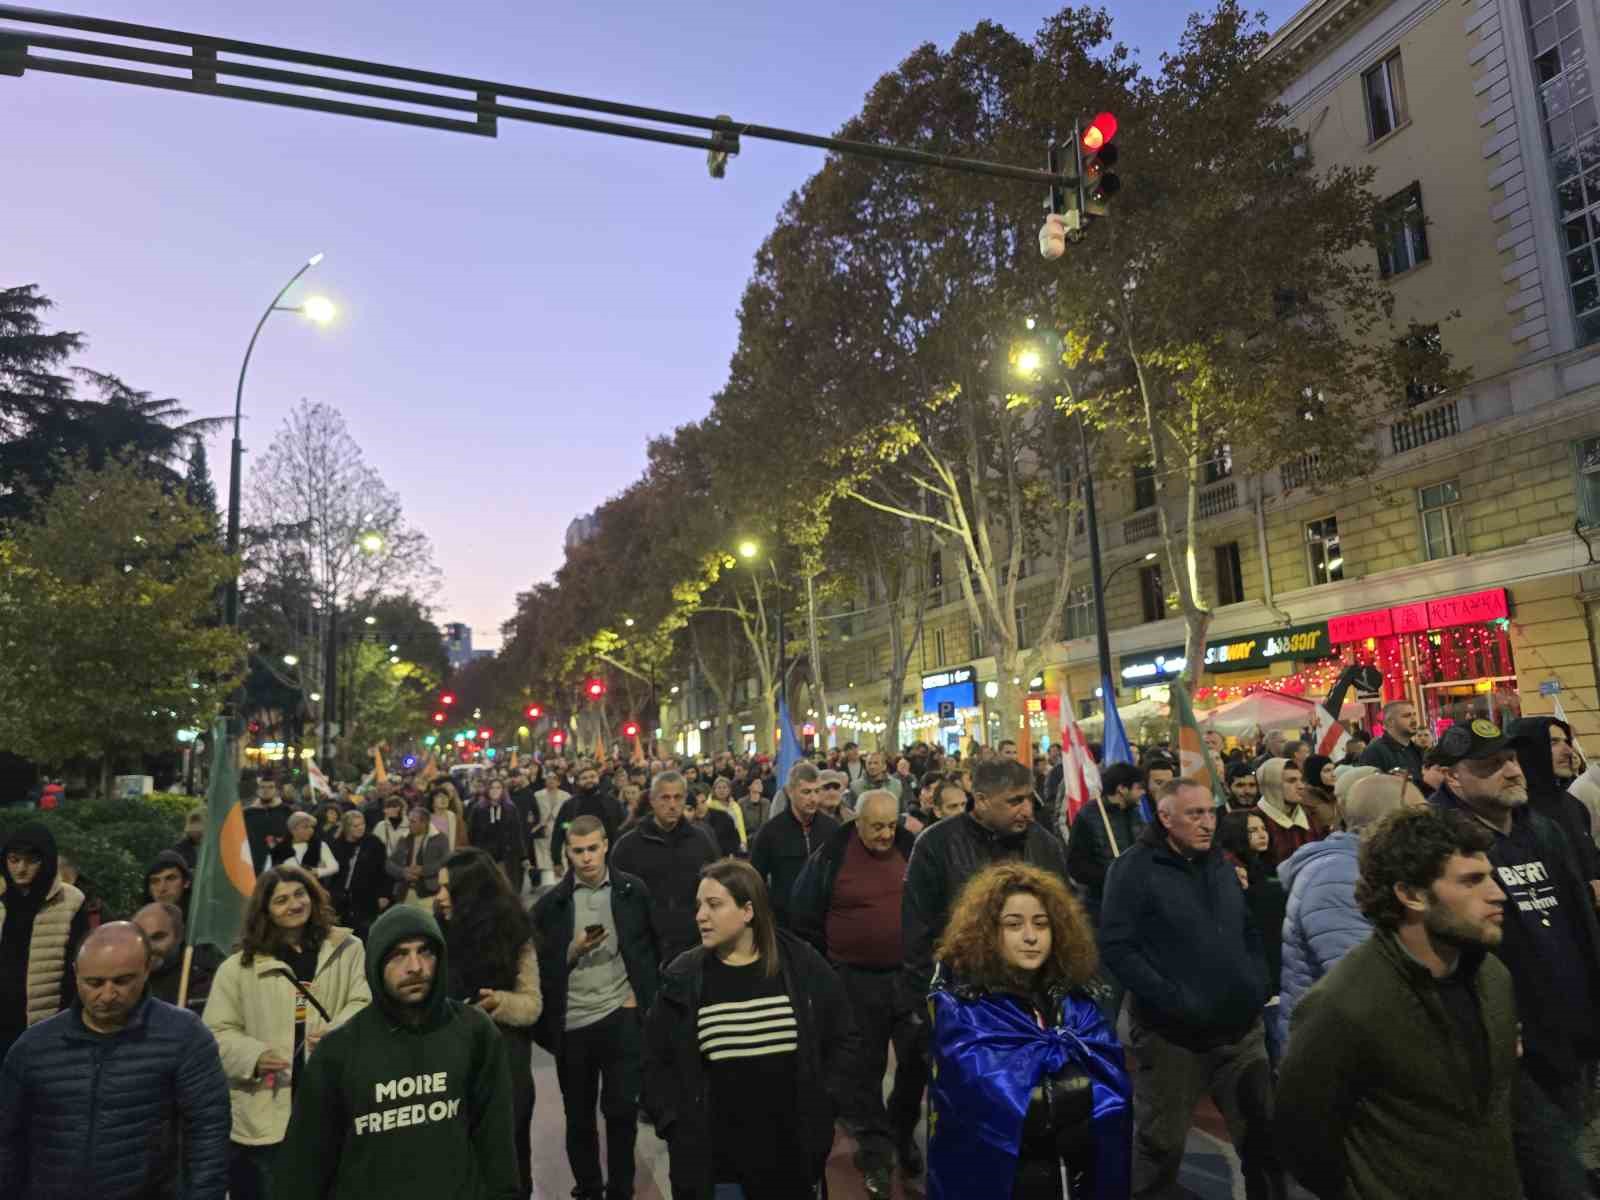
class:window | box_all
[1363,52,1408,141]
[1306,517,1344,584]
[1577,435,1600,525]
[1215,542,1245,606]
[1529,0,1595,151]
[864,572,879,605]
[1139,563,1166,623]
[933,627,947,667]
[970,623,984,659]
[1064,586,1096,640]
[1015,605,1030,647]
[1133,464,1156,511]
[1399,325,1447,407]
[1377,183,1429,278]
[928,551,944,593]
[1204,444,1234,484]
[1418,480,1466,559]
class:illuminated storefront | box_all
[1329,588,1519,732]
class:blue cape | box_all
[927,984,1131,1200]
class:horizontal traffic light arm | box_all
[0,5,1078,191]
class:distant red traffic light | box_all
[1081,111,1117,151]
[478,727,493,741]
[525,703,543,720]
[585,679,606,699]
[432,711,446,724]
[440,692,455,706]
[549,729,566,746]
[623,721,640,738]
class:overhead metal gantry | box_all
[0,4,1077,192]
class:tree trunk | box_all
[804,572,831,752]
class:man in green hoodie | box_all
[270,905,520,1200]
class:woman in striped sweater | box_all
[642,858,859,1200]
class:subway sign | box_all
[1119,623,1330,681]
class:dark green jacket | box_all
[270,905,519,1200]
[1276,928,1519,1200]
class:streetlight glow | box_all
[301,295,337,325]
[364,615,377,625]
[1015,348,1042,374]
[1143,551,1157,561]
[307,251,325,267]
[308,691,322,702]
[359,532,384,553]
[623,617,635,627]
[737,540,759,559]
[282,654,299,666]
[389,655,401,664]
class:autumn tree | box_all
[1042,1,1463,682]
[0,458,244,793]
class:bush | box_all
[0,792,194,919]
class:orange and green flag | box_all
[1170,678,1228,806]
[187,719,256,956]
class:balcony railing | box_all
[1197,478,1239,519]
[1280,453,1321,491]
[1390,396,1460,454]
[1124,510,1159,543]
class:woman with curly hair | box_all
[202,864,370,1200]
[435,848,542,1196]
[928,862,1131,1200]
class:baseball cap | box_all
[1434,719,1509,765]
[818,769,848,788]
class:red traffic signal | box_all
[584,678,606,699]
[1080,111,1118,151]
[525,703,543,720]
[432,711,446,724]
[478,727,493,741]
[440,692,455,706]
[549,729,567,746]
[622,721,640,739]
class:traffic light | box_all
[584,678,606,700]
[440,692,455,706]
[432,711,446,724]
[1076,111,1120,222]
[525,703,543,720]
[549,729,567,748]
[623,721,640,739]
[478,727,493,741]
[423,735,437,747]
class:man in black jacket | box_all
[749,761,840,929]
[532,816,659,1200]
[1065,761,1145,921]
[1360,699,1425,787]
[552,765,625,866]
[1509,715,1600,900]
[609,772,719,963]
[1100,778,1282,1200]
[899,759,1069,1014]
[791,792,923,1194]
[1432,719,1600,1200]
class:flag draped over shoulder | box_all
[1170,678,1228,806]
[187,719,255,955]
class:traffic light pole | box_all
[0,6,1078,193]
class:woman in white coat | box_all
[202,863,370,1200]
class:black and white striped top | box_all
[697,992,798,1062]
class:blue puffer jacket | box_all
[1276,832,1371,1045]
[0,995,231,1200]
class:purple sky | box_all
[5,0,1300,649]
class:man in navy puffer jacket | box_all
[1277,773,1424,1045]
[0,921,230,1199]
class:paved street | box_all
[525,1042,1258,1200]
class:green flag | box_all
[1169,678,1228,806]
[187,719,256,955]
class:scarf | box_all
[927,983,1130,1199]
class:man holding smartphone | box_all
[532,816,660,1200]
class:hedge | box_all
[0,792,198,918]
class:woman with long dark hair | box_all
[642,858,858,1200]
[203,865,369,1200]
[927,861,1131,1199]
[327,809,389,938]
[1218,810,1288,1063]
[435,847,542,1196]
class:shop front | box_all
[1328,588,1519,733]
[1118,622,1333,697]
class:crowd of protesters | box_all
[3,709,1600,1199]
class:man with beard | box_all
[1509,716,1600,902]
[1276,807,1519,1199]
[1432,719,1600,1200]
[132,901,214,1012]
[553,766,624,866]
[1361,700,1426,789]
[243,773,292,875]
[1225,762,1261,815]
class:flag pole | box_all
[177,945,195,1009]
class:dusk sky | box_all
[5,0,1301,649]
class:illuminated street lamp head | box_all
[308,691,322,702]
[623,617,635,628]
[737,540,759,560]
[307,251,325,267]
[364,615,377,625]
[301,295,337,325]
[282,653,299,667]
[389,655,401,664]
[1143,551,1157,561]
[1015,348,1042,375]
[358,532,384,554]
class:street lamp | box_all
[282,654,299,667]
[358,532,384,554]
[1103,550,1159,591]
[735,538,787,733]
